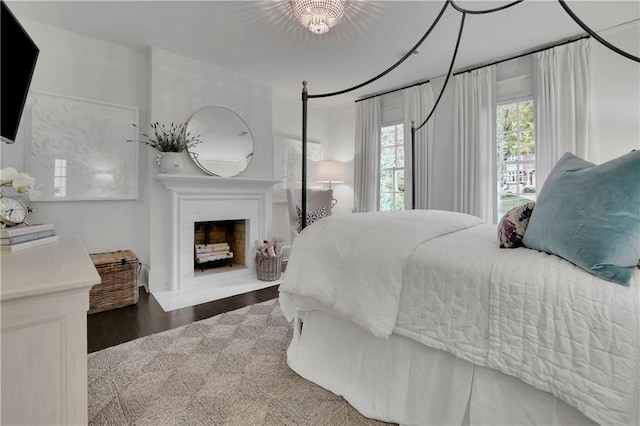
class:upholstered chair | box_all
[286,188,333,243]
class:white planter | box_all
[159,152,184,174]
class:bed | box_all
[279,209,640,425]
[285,2,639,423]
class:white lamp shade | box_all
[315,160,346,183]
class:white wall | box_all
[2,17,326,291]
[326,103,356,215]
[147,48,274,291]
[1,19,152,277]
[1,19,280,292]
[592,23,640,161]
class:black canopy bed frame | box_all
[297,0,639,228]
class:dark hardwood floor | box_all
[87,285,280,353]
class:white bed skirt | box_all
[287,310,597,426]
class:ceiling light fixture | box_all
[291,0,346,35]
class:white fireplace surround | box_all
[156,174,279,294]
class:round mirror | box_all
[186,106,254,177]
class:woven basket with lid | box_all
[88,250,140,314]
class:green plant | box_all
[522,186,536,193]
[128,122,202,153]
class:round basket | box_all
[256,254,282,281]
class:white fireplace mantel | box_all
[155,173,280,294]
[156,174,280,193]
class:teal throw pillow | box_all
[522,151,640,285]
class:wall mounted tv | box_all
[1,1,39,144]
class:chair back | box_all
[286,188,333,242]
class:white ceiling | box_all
[7,1,639,107]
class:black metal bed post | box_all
[301,81,308,230]
[411,121,416,210]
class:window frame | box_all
[496,96,536,221]
[379,120,406,212]
[53,158,67,198]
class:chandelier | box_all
[291,0,346,35]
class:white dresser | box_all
[1,236,100,425]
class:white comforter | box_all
[279,211,640,426]
[280,210,483,337]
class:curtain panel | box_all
[533,38,598,190]
[354,97,381,212]
[453,66,497,224]
[403,84,436,210]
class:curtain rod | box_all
[355,34,590,104]
[355,79,431,103]
[453,34,590,76]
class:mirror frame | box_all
[186,106,254,177]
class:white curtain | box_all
[403,84,435,209]
[453,66,497,223]
[354,97,381,212]
[534,39,598,189]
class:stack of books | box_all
[1,224,58,253]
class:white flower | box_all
[0,167,18,182]
[12,172,36,193]
[0,168,37,196]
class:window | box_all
[53,158,67,198]
[496,99,535,220]
[379,122,405,211]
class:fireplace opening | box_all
[194,219,246,276]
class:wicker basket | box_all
[88,250,140,314]
[256,254,282,281]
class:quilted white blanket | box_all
[395,223,640,426]
[280,211,640,426]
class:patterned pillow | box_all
[498,201,535,248]
[296,205,327,232]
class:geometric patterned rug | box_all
[88,298,392,425]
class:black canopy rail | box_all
[411,10,466,207]
[299,0,640,230]
[450,0,524,15]
[558,0,639,63]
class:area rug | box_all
[88,298,392,425]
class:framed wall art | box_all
[273,137,322,203]
[28,91,139,201]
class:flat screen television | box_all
[1,1,39,144]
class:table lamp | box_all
[315,160,346,207]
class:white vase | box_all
[159,152,184,174]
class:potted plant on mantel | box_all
[128,122,202,174]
